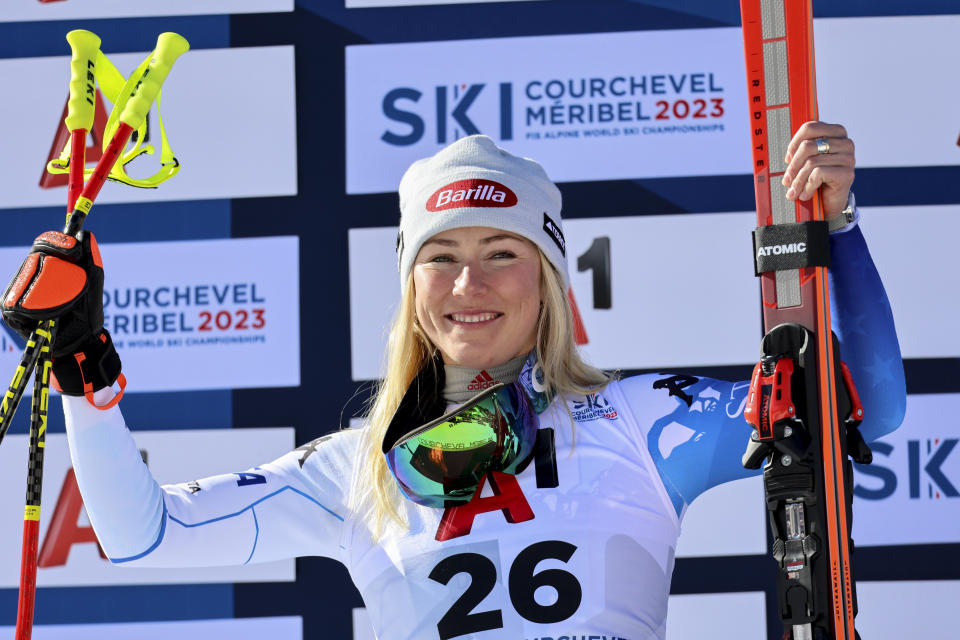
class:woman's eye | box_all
[428,254,454,263]
[491,251,516,259]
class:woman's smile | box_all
[446,310,502,325]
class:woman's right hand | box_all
[1,230,121,397]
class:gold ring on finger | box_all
[815,138,830,154]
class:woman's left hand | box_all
[782,121,855,220]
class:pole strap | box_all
[46,50,179,189]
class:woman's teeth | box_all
[450,312,499,323]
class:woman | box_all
[1,122,905,639]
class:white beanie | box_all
[397,135,568,289]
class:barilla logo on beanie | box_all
[426,179,518,212]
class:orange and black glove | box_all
[1,231,122,402]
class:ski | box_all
[739,1,869,639]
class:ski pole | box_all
[63,30,101,213]
[0,32,190,446]
[12,32,100,639]
[65,32,190,235]
[2,32,189,640]
[0,29,100,450]
[14,322,54,640]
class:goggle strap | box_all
[382,354,446,453]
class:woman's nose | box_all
[453,264,486,296]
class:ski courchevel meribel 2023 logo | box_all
[346,30,748,192]
[380,72,727,148]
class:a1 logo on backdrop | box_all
[0,430,295,587]
[37,467,107,567]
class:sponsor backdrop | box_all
[0,2,957,640]
[0,1,294,22]
[0,46,298,209]
[353,592,770,640]
[345,28,748,193]
[0,616,303,639]
[346,0,536,7]
[0,237,301,392]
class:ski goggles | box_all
[384,382,539,508]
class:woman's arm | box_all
[619,216,906,515]
[64,389,355,567]
[618,372,755,518]
[778,120,906,440]
[829,222,906,442]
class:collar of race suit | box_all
[442,354,527,404]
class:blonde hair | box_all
[350,250,611,534]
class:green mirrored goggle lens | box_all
[385,382,539,508]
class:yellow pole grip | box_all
[64,29,101,132]
[118,32,190,131]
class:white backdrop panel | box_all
[0,1,293,22]
[0,46,297,210]
[0,429,295,587]
[347,0,535,5]
[353,593,767,640]
[0,616,301,640]
[816,16,960,169]
[345,16,957,196]
[676,475,765,558]
[855,580,960,639]
[346,29,750,193]
[347,213,759,380]
[852,393,960,547]
[354,582,960,638]
[855,205,960,360]
[0,236,301,392]
[666,592,766,639]
[348,206,960,380]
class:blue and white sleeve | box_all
[619,219,906,517]
[828,224,906,442]
[64,390,354,567]
[619,373,755,518]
